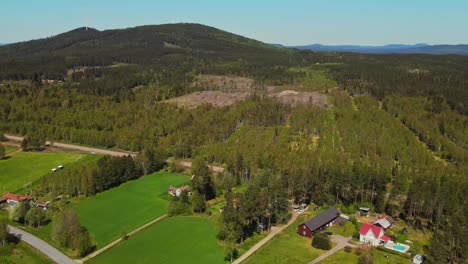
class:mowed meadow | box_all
[88,216,224,264]
[73,171,190,248]
[0,241,52,264]
[0,151,86,193]
[243,209,328,264]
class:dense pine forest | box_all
[0,24,466,263]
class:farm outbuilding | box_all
[373,215,395,231]
[297,208,340,237]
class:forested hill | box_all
[0,23,307,80]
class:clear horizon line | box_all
[0,23,467,47]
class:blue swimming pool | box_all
[393,244,406,251]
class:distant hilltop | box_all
[273,43,468,55]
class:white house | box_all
[359,223,390,246]
[168,185,191,197]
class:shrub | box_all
[344,245,352,253]
[312,233,332,250]
[168,192,192,216]
[355,247,362,256]
[359,247,374,264]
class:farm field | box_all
[73,171,189,248]
[243,209,328,264]
[0,152,86,194]
[88,216,224,264]
[0,242,52,264]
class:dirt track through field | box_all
[79,214,168,263]
[233,212,299,264]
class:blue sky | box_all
[2,0,467,45]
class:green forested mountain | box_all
[0,23,306,80]
[0,24,467,263]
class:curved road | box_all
[8,225,77,264]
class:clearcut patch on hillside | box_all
[164,74,329,108]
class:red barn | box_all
[298,208,340,237]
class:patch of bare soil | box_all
[1,141,20,147]
[166,75,328,108]
[165,91,250,108]
[268,89,328,108]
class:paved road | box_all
[4,134,137,157]
[8,225,77,264]
[308,235,354,264]
[233,212,299,264]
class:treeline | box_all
[219,169,290,260]
[0,83,289,151]
[53,209,93,257]
[37,151,164,198]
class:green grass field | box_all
[88,216,224,264]
[321,248,409,264]
[243,211,328,264]
[0,152,86,194]
[73,171,189,248]
[282,67,338,92]
[0,242,52,264]
[3,145,19,154]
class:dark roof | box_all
[336,216,348,225]
[303,208,340,232]
[385,216,395,224]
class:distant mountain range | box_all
[272,43,468,55]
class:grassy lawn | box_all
[73,171,189,248]
[320,249,357,264]
[88,216,224,264]
[0,152,86,194]
[328,221,356,237]
[321,248,409,264]
[374,249,409,264]
[243,209,329,264]
[3,145,19,154]
[0,242,52,264]
[386,220,432,254]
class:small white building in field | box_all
[168,185,191,197]
[413,254,424,264]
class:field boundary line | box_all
[232,212,298,264]
[79,214,168,263]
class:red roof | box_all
[359,223,383,238]
[2,193,30,202]
[381,235,391,241]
